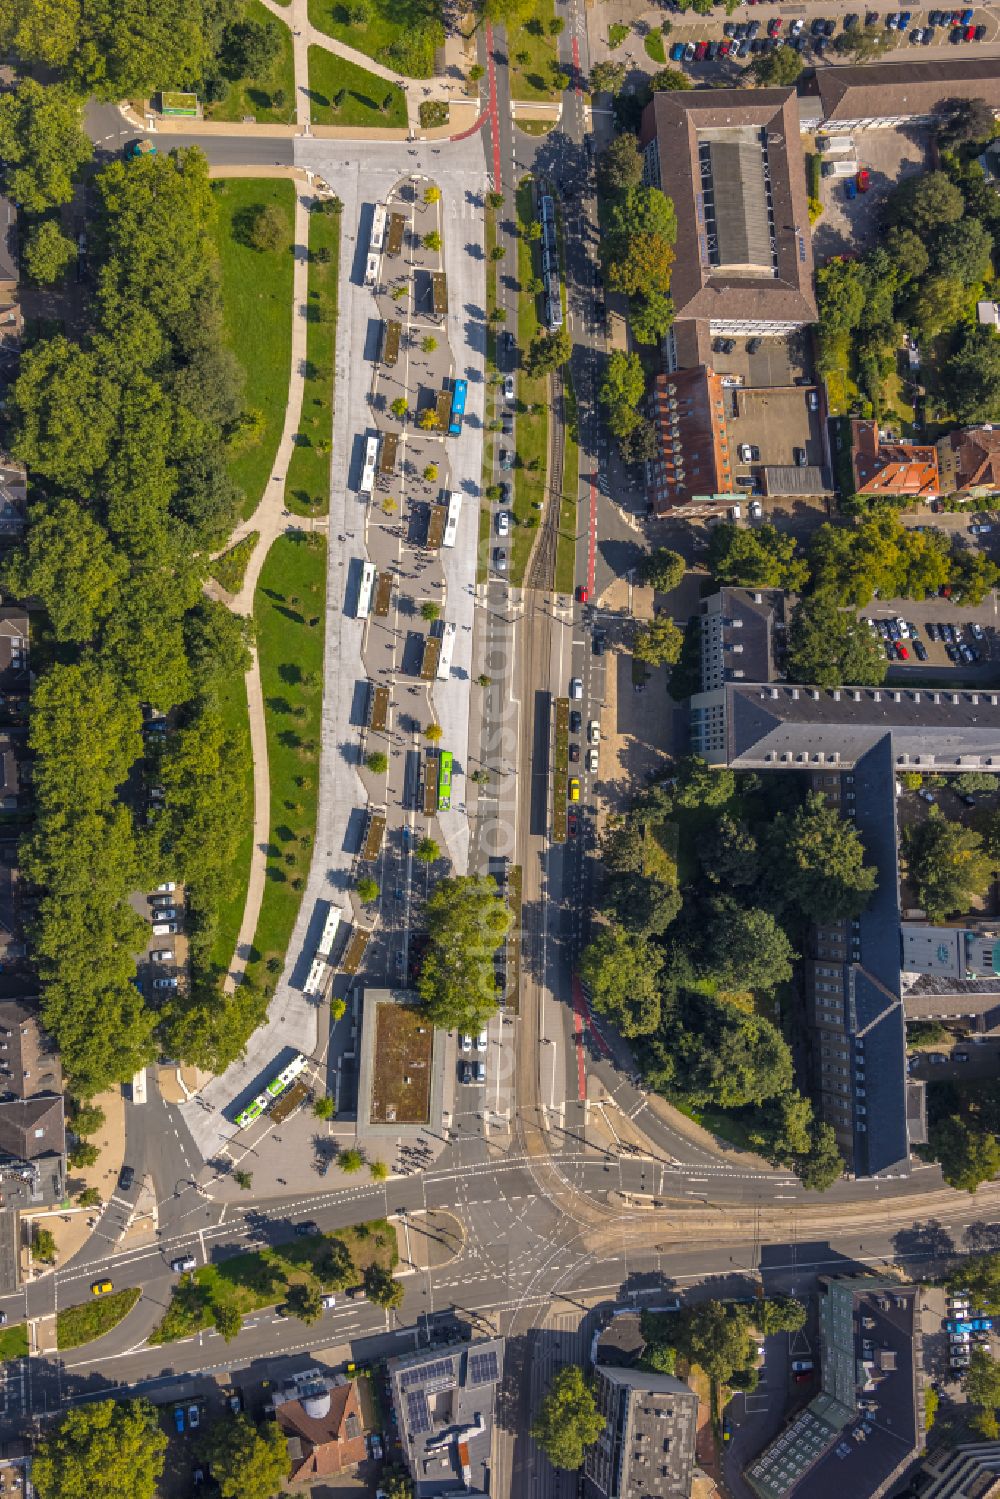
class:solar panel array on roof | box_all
[468,1349,499,1386]
[406,1390,430,1435]
[400,1356,455,1393]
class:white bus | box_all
[316,903,343,960]
[443,491,462,548]
[370,203,387,253]
[356,562,376,619]
[303,957,329,998]
[437,621,457,681]
[360,434,379,494]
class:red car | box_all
[577,585,589,603]
[567,811,578,837]
[694,40,708,58]
[896,642,909,660]
[719,37,731,54]
[856,168,871,192]
[768,16,782,33]
[965,22,976,37]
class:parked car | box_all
[476,1028,488,1052]
[154,882,176,893]
[174,1406,186,1434]
[493,548,507,574]
[791,1358,814,1372]
[588,720,600,745]
[188,1405,200,1430]
[586,747,599,774]
[570,677,583,699]
[150,949,173,963]
[496,510,510,537]
[153,905,178,921]
[118,1165,135,1191]
[913,639,928,661]
[152,921,178,936]
[321,1294,337,1309]
[503,374,515,403]
[749,499,763,519]
[568,777,581,802]
[171,1255,197,1273]
[694,39,708,59]
[152,976,178,991]
[569,742,580,763]
[499,449,512,470]
[670,41,686,60]
[569,710,582,733]
[295,1220,320,1237]
[857,168,871,192]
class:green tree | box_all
[931,1115,1000,1193]
[531,1366,604,1470]
[884,226,930,284]
[338,1148,364,1173]
[369,1158,389,1181]
[357,876,380,903]
[286,1281,324,1324]
[23,218,77,283]
[418,875,511,1031]
[416,836,440,863]
[646,67,692,92]
[967,1346,1000,1411]
[423,185,441,203]
[249,202,287,252]
[639,548,685,593]
[423,230,441,251]
[833,23,892,57]
[213,1302,243,1342]
[673,1301,757,1386]
[598,132,643,195]
[765,791,878,921]
[77,1186,101,1207]
[630,289,675,345]
[599,350,645,438]
[703,901,796,994]
[888,170,965,234]
[604,186,676,301]
[936,96,996,148]
[590,60,627,94]
[220,16,281,79]
[580,926,663,1036]
[421,335,438,353]
[420,600,441,621]
[364,1262,404,1308]
[632,615,683,667]
[201,1414,290,1499]
[945,329,1000,425]
[312,1095,335,1120]
[233,1168,253,1190]
[934,218,993,287]
[750,45,804,84]
[757,1298,807,1336]
[380,1472,414,1499]
[674,755,734,809]
[32,1226,57,1263]
[33,1400,166,1499]
[952,1253,1000,1312]
[707,523,809,592]
[907,807,994,921]
[68,1141,99,1169]
[786,591,887,688]
[69,1100,106,1137]
[391,397,409,420]
[526,326,572,375]
[0,79,92,212]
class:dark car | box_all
[975,22,987,38]
[119,1165,135,1192]
[824,17,837,33]
[913,639,928,661]
[866,9,880,22]
[501,412,513,435]
[593,632,607,657]
[295,1220,320,1237]
[814,34,829,51]
[499,449,513,470]
[569,742,580,762]
[844,10,859,24]
[569,710,582,733]
[567,811,579,837]
[747,19,761,36]
[922,25,936,40]
[926,621,939,641]
[811,15,826,31]
[746,337,761,354]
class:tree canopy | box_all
[765,791,878,921]
[417,876,511,1031]
[200,1414,291,1499]
[531,1366,605,1470]
[906,807,994,921]
[707,523,809,592]
[0,79,92,212]
[786,591,888,689]
[33,1399,167,1499]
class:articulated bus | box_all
[437,622,456,682]
[443,491,462,547]
[356,562,376,620]
[448,379,468,437]
[234,1053,308,1129]
[438,749,453,811]
[370,203,387,253]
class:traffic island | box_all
[57,1288,141,1351]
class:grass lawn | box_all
[246,532,326,986]
[58,1289,141,1350]
[151,1220,398,1343]
[307,48,408,128]
[209,666,254,977]
[308,0,443,78]
[205,0,295,123]
[0,1323,27,1360]
[513,179,549,584]
[213,179,296,521]
[644,28,667,63]
[510,0,559,103]
[210,532,258,596]
[287,205,341,519]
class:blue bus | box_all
[448,379,467,436]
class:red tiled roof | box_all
[277,1382,367,1482]
[851,419,939,497]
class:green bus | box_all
[438,750,453,812]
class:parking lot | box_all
[813,122,930,262]
[865,599,1000,683]
[129,882,188,999]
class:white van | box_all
[822,157,859,179]
[817,134,855,155]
